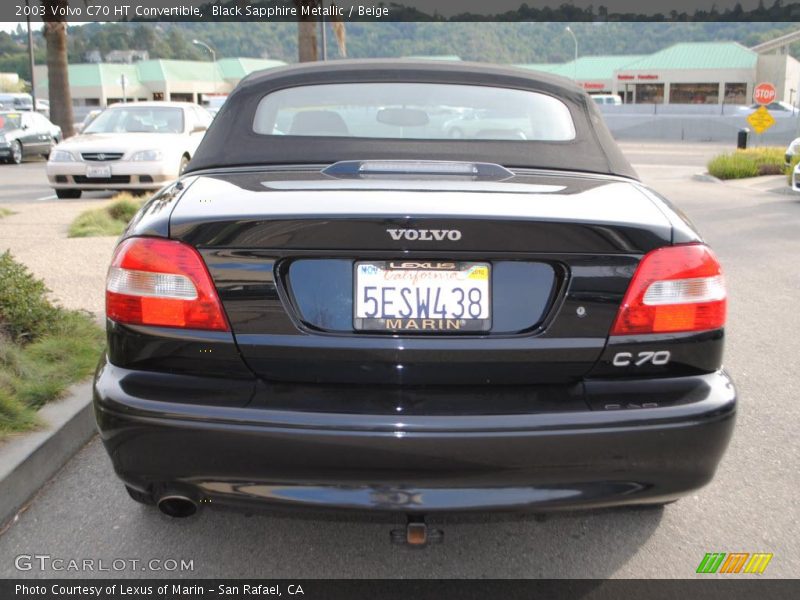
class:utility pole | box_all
[321,13,327,61]
[26,0,37,108]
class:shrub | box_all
[68,207,123,238]
[12,311,104,411]
[707,147,786,179]
[0,251,60,343]
[68,193,145,238]
[107,194,145,222]
[707,153,760,179]
[0,254,104,433]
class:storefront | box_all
[613,42,764,106]
[524,41,799,106]
[521,55,645,98]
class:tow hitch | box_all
[390,515,443,547]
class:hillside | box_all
[3,21,800,81]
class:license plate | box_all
[85,165,111,178]
[354,261,491,332]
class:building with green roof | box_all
[34,57,286,110]
[614,42,762,105]
[30,41,800,111]
[520,42,798,106]
[520,55,644,94]
[517,63,563,74]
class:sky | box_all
[1,22,43,34]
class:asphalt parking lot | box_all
[0,142,798,578]
[0,158,112,203]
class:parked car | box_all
[739,101,798,116]
[0,92,34,112]
[784,136,800,169]
[591,93,623,106]
[35,99,50,119]
[46,102,212,199]
[790,159,800,192]
[443,105,568,140]
[94,61,735,527]
[0,110,62,164]
[202,94,229,119]
[73,109,103,135]
[443,108,535,139]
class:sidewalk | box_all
[0,199,117,527]
[718,174,793,197]
[0,200,117,319]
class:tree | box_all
[293,1,347,62]
[296,1,319,62]
[42,0,75,137]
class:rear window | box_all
[253,83,576,142]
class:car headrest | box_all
[289,110,349,136]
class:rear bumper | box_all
[93,359,736,513]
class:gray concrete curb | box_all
[0,381,96,527]
[691,172,722,183]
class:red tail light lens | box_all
[106,237,229,331]
[610,244,726,336]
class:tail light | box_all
[610,244,726,336]
[106,237,229,331]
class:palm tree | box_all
[296,1,319,62]
[294,1,346,62]
[42,0,75,137]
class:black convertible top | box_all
[187,59,637,179]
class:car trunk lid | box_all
[169,168,672,385]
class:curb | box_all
[691,172,722,183]
[0,381,96,528]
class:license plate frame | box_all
[85,165,112,179]
[353,261,491,333]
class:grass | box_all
[0,314,104,434]
[0,252,104,434]
[0,208,13,219]
[707,146,787,180]
[68,192,146,238]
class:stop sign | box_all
[753,83,777,105]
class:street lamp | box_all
[565,26,578,82]
[26,0,36,110]
[192,39,218,97]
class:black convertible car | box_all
[94,61,735,529]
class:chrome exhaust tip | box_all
[157,495,197,518]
